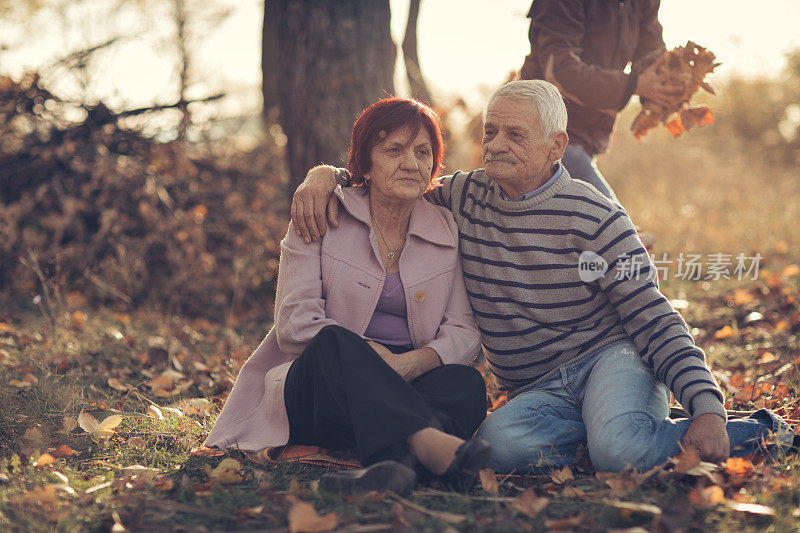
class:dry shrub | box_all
[0,73,289,322]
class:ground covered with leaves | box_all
[1,266,799,532]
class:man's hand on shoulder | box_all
[290,165,341,243]
[681,413,730,463]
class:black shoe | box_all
[438,438,492,492]
[319,460,417,496]
[790,434,800,455]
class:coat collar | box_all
[335,186,457,248]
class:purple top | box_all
[364,272,412,346]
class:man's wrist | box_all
[690,391,727,422]
[334,168,351,187]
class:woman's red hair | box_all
[347,97,444,192]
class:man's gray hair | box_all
[487,80,568,139]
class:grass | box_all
[1,271,798,531]
[2,104,800,531]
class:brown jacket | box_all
[520,0,665,155]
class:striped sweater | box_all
[427,168,726,420]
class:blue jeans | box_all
[476,339,793,473]
[561,143,618,202]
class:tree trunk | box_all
[267,0,396,192]
[174,0,191,141]
[261,3,280,125]
[402,0,432,105]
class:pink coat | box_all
[204,187,481,452]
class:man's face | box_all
[482,98,558,197]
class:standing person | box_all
[204,97,490,494]
[519,0,683,201]
[289,81,794,474]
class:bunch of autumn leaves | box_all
[632,40,719,139]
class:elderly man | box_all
[290,80,791,473]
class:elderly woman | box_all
[204,98,490,494]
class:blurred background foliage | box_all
[1,0,799,324]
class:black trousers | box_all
[284,325,487,469]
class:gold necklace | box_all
[370,206,405,260]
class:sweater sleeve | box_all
[527,0,636,112]
[424,172,461,209]
[587,208,726,420]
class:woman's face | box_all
[366,125,434,204]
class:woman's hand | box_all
[367,341,441,382]
[291,165,341,243]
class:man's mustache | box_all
[484,156,516,164]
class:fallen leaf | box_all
[107,378,131,391]
[51,444,78,457]
[181,398,212,417]
[725,457,754,477]
[596,472,637,495]
[10,373,38,388]
[726,502,775,515]
[85,480,113,494]
[24,427,44,442]
[147,405,164,420]
[491,393,507,411]
[545,514,587,530]
[689,485,725,508]
[111,511,125,532]
[766,272,783,289]
[733,289,754,305]
[146,374,173,391]
[61,417,78,434]
[289,478,303,495]
[714,325,736,340]
[551,465,574,484]
[162,406,184,418]
[782,264,800,277]
[673,446,701,474]
[77,412,124,438]
[562,486,585,498]
[127,436,146,448]
[33,453,56,467]
[14,484,59,505]
[513,488,549,518]
[756,351,777,364]
[204,458,244,484]
[729,375,746,391]
[154,477,174,491]
[120,465,159,475]
[70,311,86,330]
[733,384,765,403]
[604,499,662,516]
[237,505,264,516]
[479,468,498,494]
[287,500,338,533]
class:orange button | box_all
[414,290,426,303]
